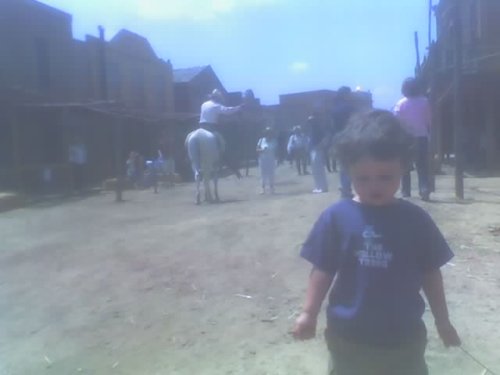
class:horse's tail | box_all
[187,132,202,176]
[195,137,201,176]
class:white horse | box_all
[185,128,225,204]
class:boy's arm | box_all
[293,267,334,340]
[303,267,334,316]
[422,269,461,347]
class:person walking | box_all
[332,86,356,198]
[256,127,277,194]
[307,115,328,193]
[68,136,87,193]
[394,77,432,201]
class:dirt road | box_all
[1,165,499,375]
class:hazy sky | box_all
[38,0,435,108]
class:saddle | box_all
[199,124,225,154]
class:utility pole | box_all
[428,0,433,47]
[414,31,421,74]
[98,25,123,202]
[98,26,108,101]
[452,6,464,199]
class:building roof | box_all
[173,66,210,83]
[0,0,71,18]
[280,89,336,98]
[110,29,157,60]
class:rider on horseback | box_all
[199,89,241,153]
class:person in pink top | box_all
[394,78,432,201]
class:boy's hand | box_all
[436,320,461,347]
[292,312,317,340]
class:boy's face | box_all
[349,158,403,206]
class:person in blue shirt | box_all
[331,86,356,198]
[292,110,460,375]
[307,114,329,193]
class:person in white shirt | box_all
[256,127,278,194]
[199,89,242,177]
[199,89,241,129]
[68,136,87,192]
[287,125,309,175]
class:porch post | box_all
[10,107,22,191]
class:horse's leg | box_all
[204,171,213,202]
[187,133,202,204]
[245,148,250,177]
[195,171,201,205]
[213,170,220,202]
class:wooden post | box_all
[10,108,22,191]
[60,108,73,193]
[114,118,124,202]
[428,0,433,47]
[414,31,421,74]
[98,26,108,101]
[434,98,443,168]
[485,96,497,170]
[453,6,464,199]
[428,49,437,192]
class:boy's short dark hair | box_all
[401,77,423,98]
[334,109,414,168]
[337,86,352,100]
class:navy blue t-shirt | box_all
[301,199,453,346]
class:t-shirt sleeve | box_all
[393,99,403,115]
[300,210,340,275]
[417,212,454,272]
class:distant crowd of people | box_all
[191,80,433,200]
[125,148,175,193]
[67,77,433,202]
[251,79,433,201]
[252,85,358,196]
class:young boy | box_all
[293,110,460,375]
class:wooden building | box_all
[0,88,191,192]
[420,0,500,170]
[0,0,183,191]
[173,65,226,114]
